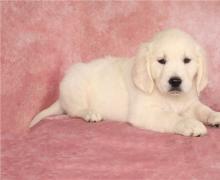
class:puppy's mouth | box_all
[168,87,182,95]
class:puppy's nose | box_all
[169,77,182,87]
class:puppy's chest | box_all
[164,100,190,115]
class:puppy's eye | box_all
[183,57,191,64]
[158,58,166,65]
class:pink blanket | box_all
[2,118,220,180]
[1,1,220,179]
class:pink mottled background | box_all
[1,1,220,180]
[2,1,220,134]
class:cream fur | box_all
[30,29,220,136]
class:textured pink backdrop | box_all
[2,1,220,134]
[1,2,220,180]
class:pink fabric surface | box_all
[2,118,220,180]
[1,1,220,180]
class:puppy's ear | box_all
[196,45,208,95]
[132,43,154,93]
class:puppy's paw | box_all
[174,119,207,137]
[83,111,103,123]
[208,112,220,128]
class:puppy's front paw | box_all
[208,112,220,128]
[174,119,207,137]
[83,111,103,123]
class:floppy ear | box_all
[132,43,154,94]
[196,45,208,95]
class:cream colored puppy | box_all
[30,29,220,136]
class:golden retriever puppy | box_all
[30,29,220,136]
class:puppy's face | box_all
[150,36,199,95]
[133,29,208,96]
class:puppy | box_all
[30,29,220,136]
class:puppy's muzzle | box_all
[169,76,182,91]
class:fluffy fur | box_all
[30,29,220,136]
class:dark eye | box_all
[183,57,191,64]
[158,58,166,65]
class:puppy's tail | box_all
[29,100,64,128]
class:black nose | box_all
[169,77,182,87]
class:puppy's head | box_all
[132,29,208,96]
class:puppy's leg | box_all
[62,99,103,123]
[61,93,103,123]
[60,83,103,123]
[128,108,207,136]
[194,102,220,127]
